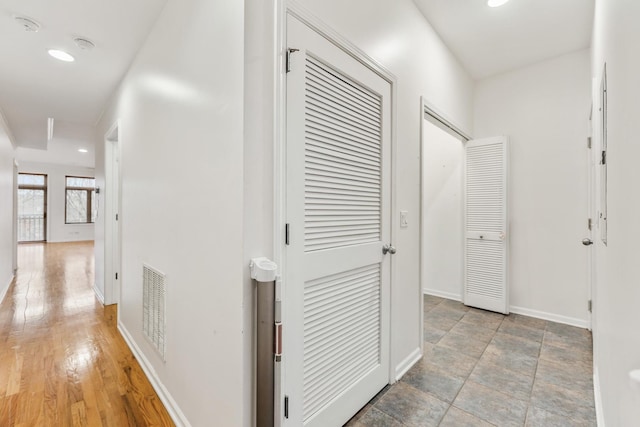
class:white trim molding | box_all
[593,366,605,427]
[118,321,192,427]
[509,305,590,329]
[423,290,590,329]
[93,284,105,305]
[422,288,462,302]
[395,347,422,382]
[0,275,14,305]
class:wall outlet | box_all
[400,210,408,228]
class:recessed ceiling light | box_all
[48,49,75,62]
[14,16,40,32]
[488,0,510,7]
[78,148,88,153]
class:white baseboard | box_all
[118,321,191,427]
[509,305,590,329]
[395,347,422,381]
[0,274,14,305]
[93,284,105,305]
[423,289,590,329]
[422,288,462,302]
[593,366,605,426]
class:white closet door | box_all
[464,137,509,314]
[285,14,391,427]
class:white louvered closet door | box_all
[285,14,391,427]
[464,137,509,314]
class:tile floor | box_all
[345,295,596,427]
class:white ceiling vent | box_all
[14,16,40,32]
[73,37,95,50]
[143,264,166,361]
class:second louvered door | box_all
[464,137,509,314]
[285,14,391,427]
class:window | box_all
[66,176,96,224]
[18,173,47,242]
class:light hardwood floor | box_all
[0,241,174,426]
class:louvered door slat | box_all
[304,54,382,253]
[303,264,381,421]
[464,137,509,314]
[306,60,381,112]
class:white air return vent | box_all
[143,264,166,360]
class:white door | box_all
[464,137,509,314]
[284,14,392,427]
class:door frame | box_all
[419,97,471,352]
[104,120,122,306]
[12,160,18,272]
[274,2,398,425]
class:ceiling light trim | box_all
[48,49,75,62]
[488,0,510,7]
[47,118,54,142]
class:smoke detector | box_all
[73,37,95,50]
[14,16,40,32]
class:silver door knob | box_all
[382,244,396,255]
[582,238,593,246]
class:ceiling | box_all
[413,0,595,80]
[0,0,595,166]
[0,0,168,159]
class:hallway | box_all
[0,242,173,426]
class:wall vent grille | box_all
[143,264,166,361]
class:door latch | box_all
[382,244,396,255]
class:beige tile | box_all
[438,330,490,359]
[453,381,528,427]
[401,361,465,403]
[439,406,495,427]
[375,382,449,427]
[469,358,535,401]
[525,405,596,427]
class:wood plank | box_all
[0,242,175,426]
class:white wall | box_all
[17,161,95,243]
[0,122,15,301]
[591,1,640,424]
[421,119,463,299]
[474,50,591,326]
[243,0,474,395]
[94,0,245,425]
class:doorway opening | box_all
[17,173,48,243]
[420,103,468,303]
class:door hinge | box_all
[115,213,119,221]
[588,299,592,313]
[286,48,299,73]
[284,395,289,419]
[115,272,118,280]
[601,150,607,165]
[285,223,290,245]
[587,137,592,149]
[274,321,282,362]
[588,218,593,231]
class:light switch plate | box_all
[400,210,408,228]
